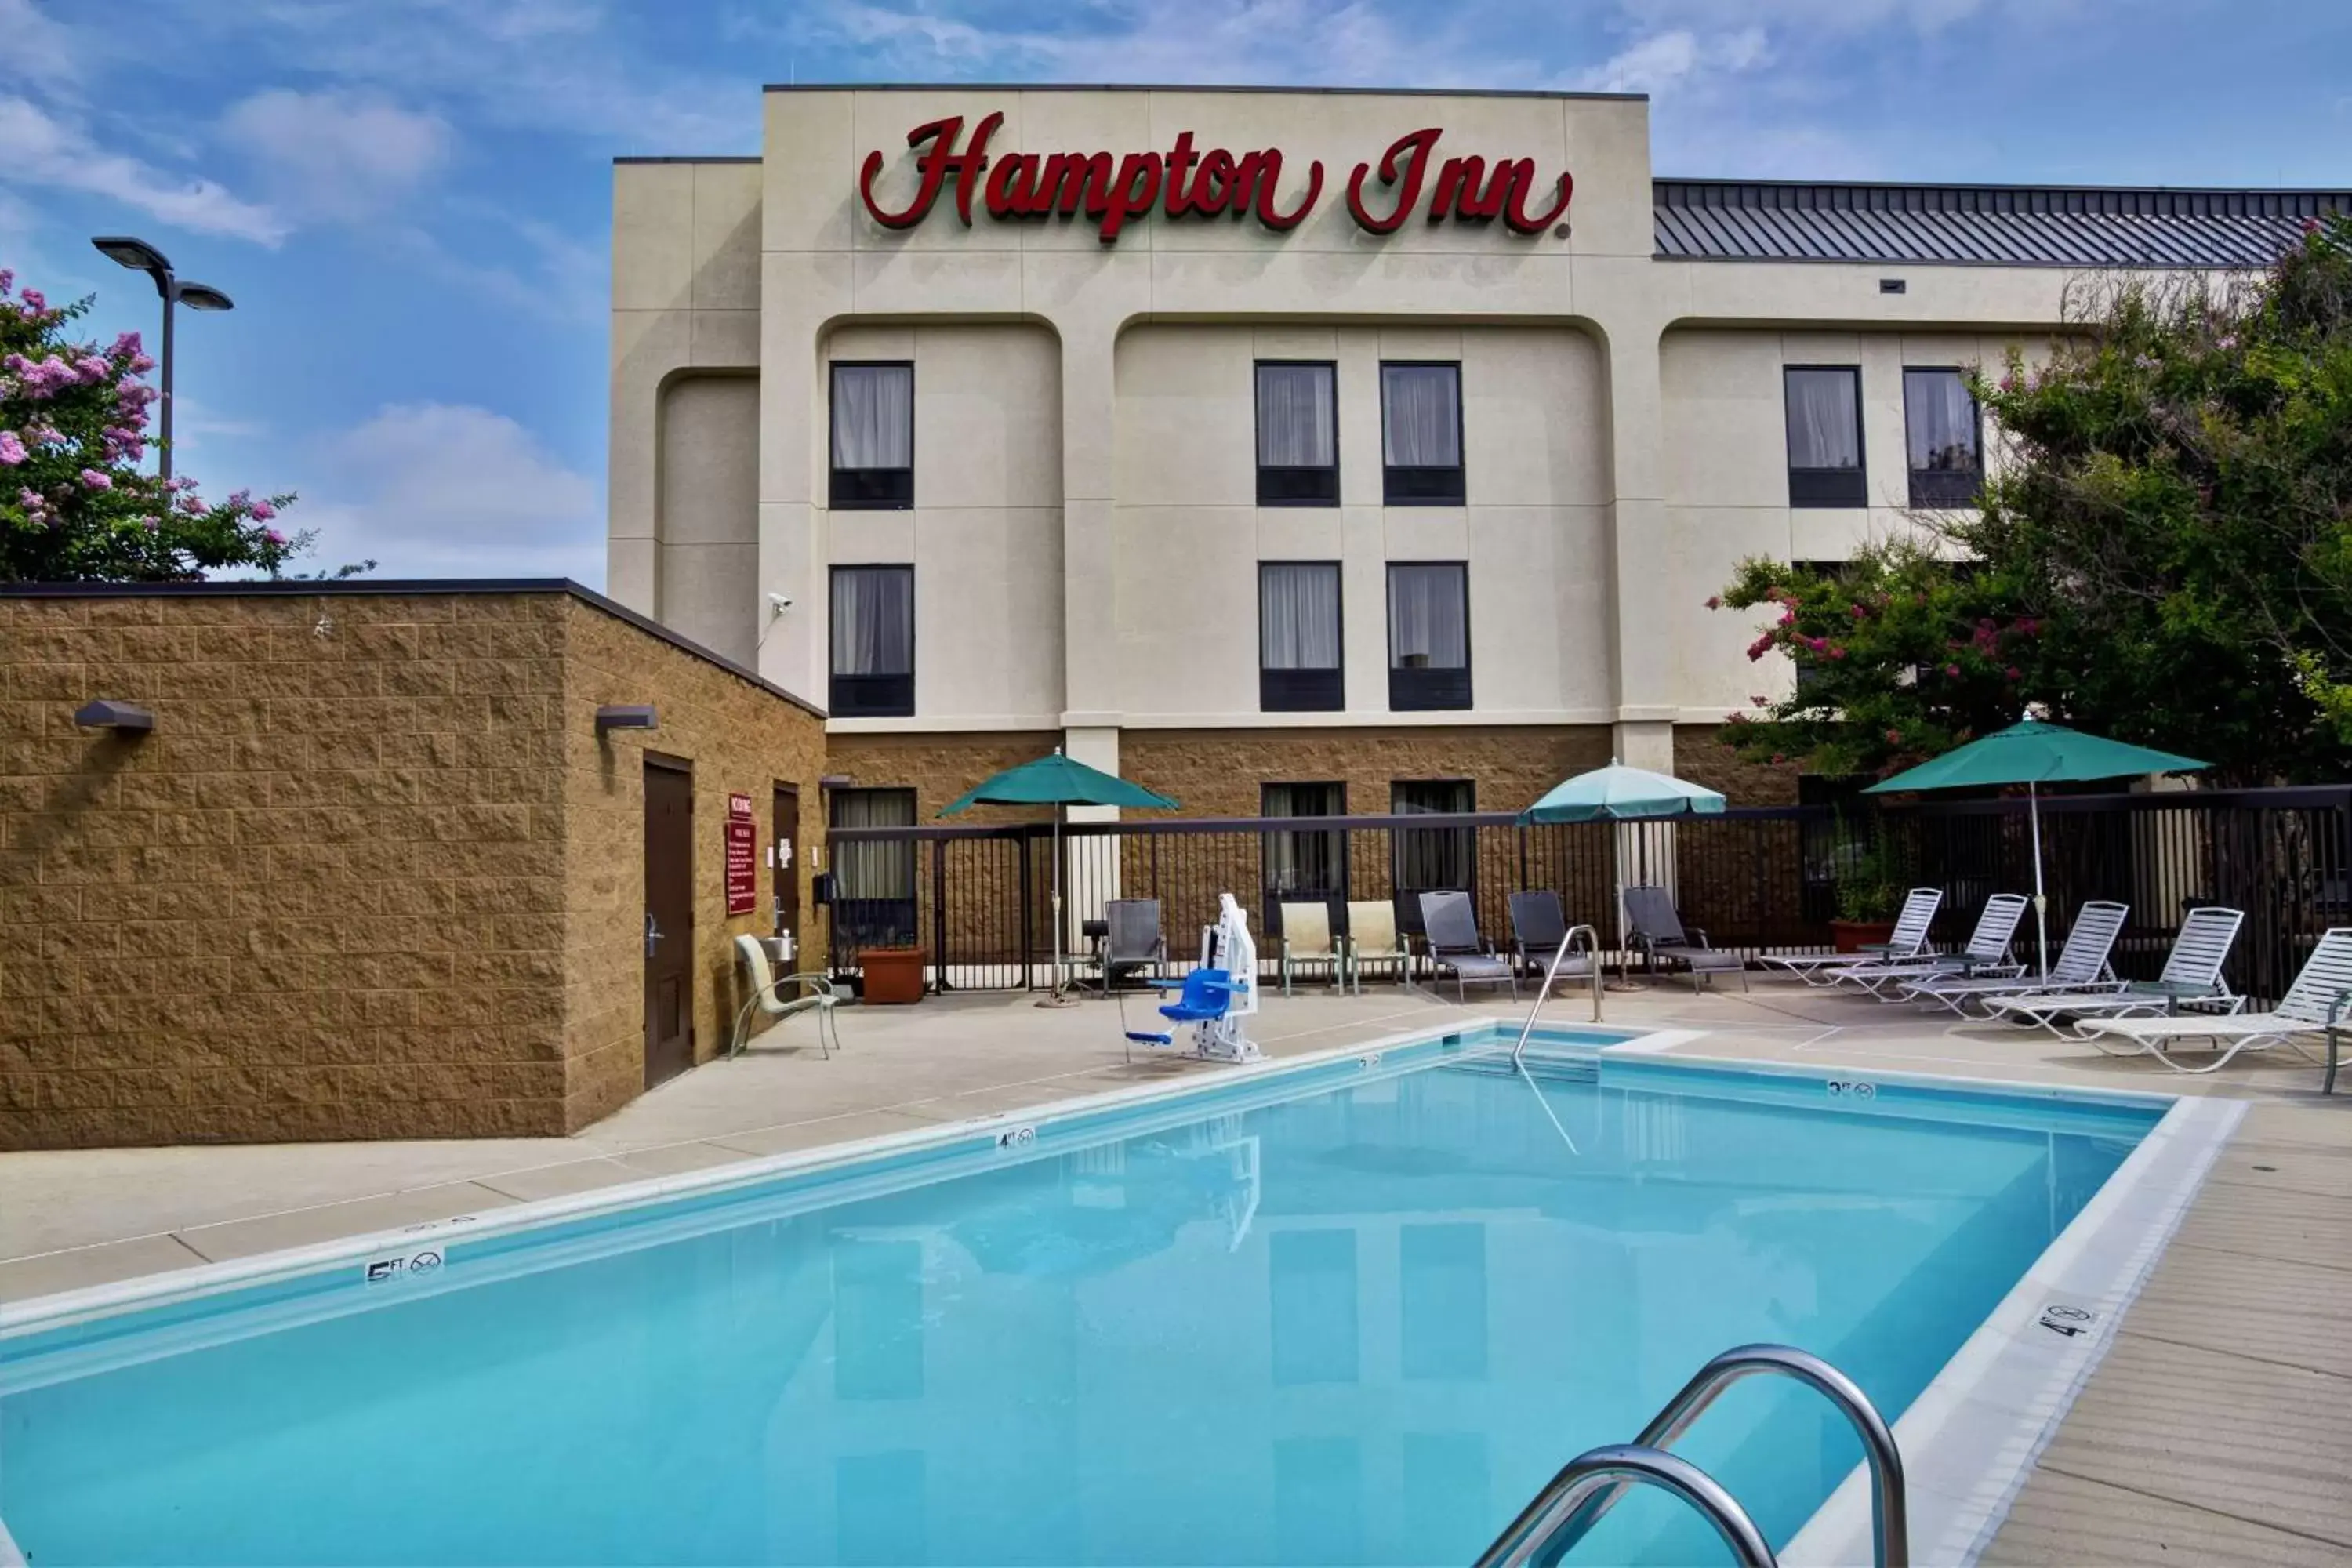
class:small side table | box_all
[2123,978,2222,1016]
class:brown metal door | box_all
[772,785,800,945]
[643,759,695,1089]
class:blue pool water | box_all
[1,1037,2160,1566]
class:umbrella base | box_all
[1033,992,1083,1009]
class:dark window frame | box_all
[1391,779,1477,913]
[828,564,915,718]
[1379,360,1467,506]
[1261,782,1349,937]
[1254,359,1341,506]
[1784,364,1867,509]
[1259,560,1345,713]
[1901,365,1984,510]
[1385,561,1472,712]
[829,360,915,511]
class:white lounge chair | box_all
[1984,906,2245,1035]
[728,935,843,1058]
[1902,899,2128,1016]
[1761,887,1943,985]
[2072,926,2352,1074]
[1825,892,2028,997]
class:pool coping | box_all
[0,1022,2223,1568]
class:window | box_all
[1381,362,1465,504]
[829,362,913,509]
[1392,780,1475,902]
[1784,366,1865,508]
[827,786,917,952]
[1260,561,1343,711]
[1256,361,1338,505]
[1262,782,1346,902]
[1904,368,1982,508]
[829,565,914,717]
[1387,562,1470,711]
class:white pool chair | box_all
[1902,899,2128,1017]
[1341,899,1409,994]
[1278,902,1342,995]
[1984,906,2245,1035]
[1826,893,2028,997]
[1761,888,1941,985]
[729,935,842,1058]
[2072,926,2352,1073]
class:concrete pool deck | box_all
[4,978,2347,1563]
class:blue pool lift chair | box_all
[1117,893,1263,1065]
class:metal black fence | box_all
[822,785,2352,1007]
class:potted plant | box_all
[1828,821,1906,953]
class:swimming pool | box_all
[0,1026,2218,1566]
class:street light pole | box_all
[89,237,234,486]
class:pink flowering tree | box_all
[0,270,316,581]
[1710,538,2036,779]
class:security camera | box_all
[768,593,793,613]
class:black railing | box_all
[821,786,2352,1004]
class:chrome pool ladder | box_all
[1512,924,1604,1062]
[1474,1343,1908,1568]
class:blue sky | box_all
[5,0,2347,584]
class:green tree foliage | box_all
[1715,215,2352,786]
[0,269,334,581]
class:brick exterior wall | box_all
[1672,723,1801,807]
[822,731,1062,825]
[1118,725,1614,819]
[0,588,826,1151]
[560,598,826,1127]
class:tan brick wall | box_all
[1672,724,1800,807]
[822,731,1062,825]
[1118,726,1613,820]
[0,589,826,1150]
[558,599,827,1127]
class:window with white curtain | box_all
[830,362,914,509]
[1392,779,1475,894]
[1381,362,1465,503]
[1784,366,1866,507]
[829,565,914,717]
[1903,367,1982,507]
[1260,561,1343,711]
[827,787,917,949]
[1261,781,1346,907]
[1256,362,1339,504]
[1386,562,1470,710]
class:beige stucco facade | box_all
[610,86,2100,800]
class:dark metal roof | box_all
[1654,180,2349,269]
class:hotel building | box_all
[607,85,2340,831]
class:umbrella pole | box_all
[1036,805,1080,1008]
[2030,781,2048,981]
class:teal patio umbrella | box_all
[1864,720,2209,978]
[1520,763,1727,985]
[942,750,1178,1001]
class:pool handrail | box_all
[1488,1342,1907,1568]
[1472,1443,1777,1568]
[1512,924,1603,1061]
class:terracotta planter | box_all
[1829,919,1896,954]
[859,946,928,1004]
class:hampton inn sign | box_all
[858,114,1575,242]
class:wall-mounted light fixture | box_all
[74,700,154,733]
[818,773,852,790]
[594,704,658,733]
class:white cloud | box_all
[1573,26,1770,95]
[0,93,285,243]
[219,89,453,223]
[0,0,79,87]
[292,403,603,582]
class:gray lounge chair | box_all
[1984,906,2246,1034]
[1622,886,1748,991]
[1508,891,1599,993]
[1417,891,1518,1003]
[1092,898,1167,995]
[1825,892,2029,997]
[1901,899,2127,1016]
[1761,887,1943,985]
